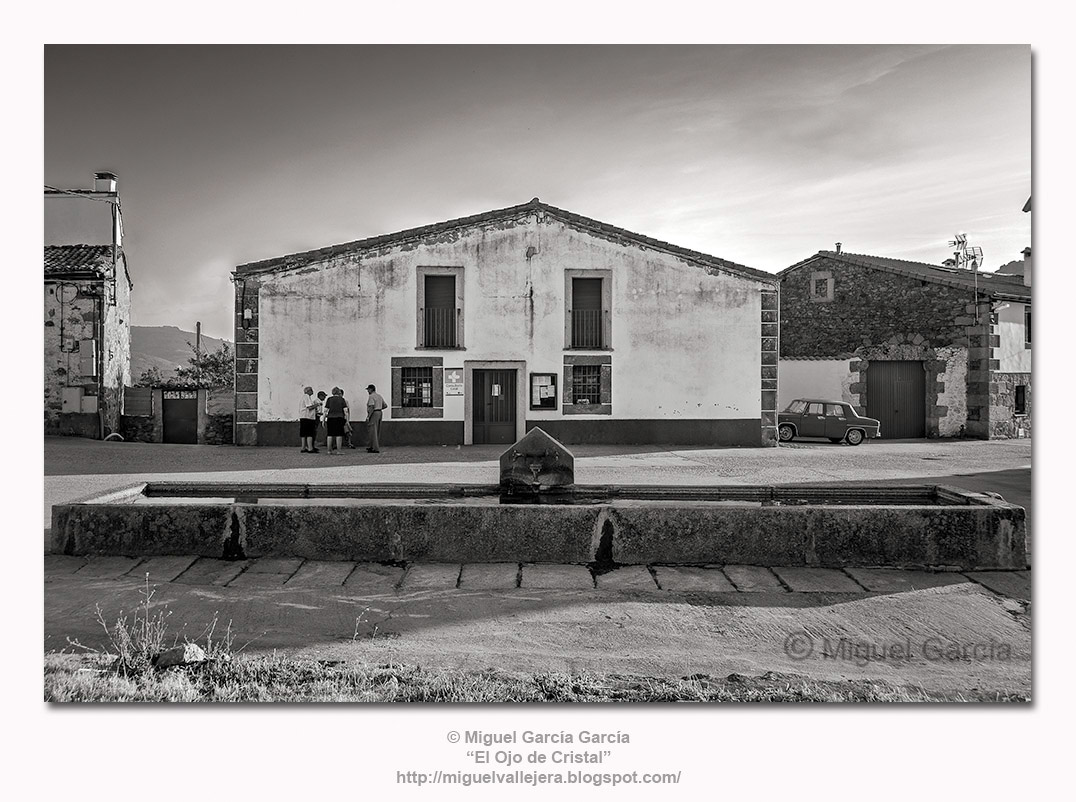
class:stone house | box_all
[778,250,1031,439]
[233,198,779,447]
[44,173,131,437]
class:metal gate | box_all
[866,361,925,439]
[473,369,517,444]
[162,389,199,444]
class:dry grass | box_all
[43,654,1029,703]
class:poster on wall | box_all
[530,372,558,410]
[444,368,464,396]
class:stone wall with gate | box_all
[119,386,234,444]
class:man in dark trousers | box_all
[365,384,386,452]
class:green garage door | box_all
[866,361,925,439]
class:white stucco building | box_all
[232,199,779,447]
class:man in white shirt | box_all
[299,386,320,453]
[365,384,386,453]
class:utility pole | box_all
[196,321,201,387]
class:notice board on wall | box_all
[530,372,558,410]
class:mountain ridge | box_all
[131,325,231,381]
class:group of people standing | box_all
[299,384,387,455]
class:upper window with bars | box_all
[422,274,457,348]
[570,276,606,349]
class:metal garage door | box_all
[867,361,925,439]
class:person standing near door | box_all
[365,384,386,453]
[299,386,319,453]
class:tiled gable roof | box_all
[780,250,1030,301]
[44,245,116,276]
[234,198,776,286]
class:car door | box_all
[799,402,827,437]
[824,403,849,440]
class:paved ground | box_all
[46,555,1031,695]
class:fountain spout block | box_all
[498,428,575,503]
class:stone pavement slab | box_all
[126,555,199,583]
[227,569,292,588]
[172,558,249,587]
[722,565,786,592]
[44,555,88,575]
[845,568,970,593]
[400,563,461,590]
[74,556,144,579]
[594,566,658,591]
[286,561,356,588]
[344,563,406,593]
[245,557,304,575]
[966,571,1032,601]
[521,564,594,590]
[772,567,864,593]
[460,563,519,590]
[653,566,737,592]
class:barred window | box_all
[814,278,828,297]
[1015,385,1027,415]
[572,364,602,405]
[401,367,433,408]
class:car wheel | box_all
[845,429,864,446]
[778,424,795,442]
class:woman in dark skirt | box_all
[322,386,350,455]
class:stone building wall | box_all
[990,373,1031,438]
[44,260,131,437]
[44,279,100,434]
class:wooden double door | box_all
[472,369,517,444]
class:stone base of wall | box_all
[45,413,99,439]
[247,418,767,447]
[120,415,158,443]
[990,373,1031,439]
[204,414,234,445]
[529,419,766,446]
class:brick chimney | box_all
[94,171,117,193]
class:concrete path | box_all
[46,556,1031,696]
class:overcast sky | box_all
[44,44,1030,341]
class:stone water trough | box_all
[51,428,1026,570]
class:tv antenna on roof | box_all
[947,232,983,271]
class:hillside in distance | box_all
[131,326,231,380]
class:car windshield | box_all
[784,400,807,414]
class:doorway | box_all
[866,361,926,439]
[162,389,199,444]
[472,368,518,444]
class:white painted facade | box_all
[777,358,855,410]
[996,301,1031,373]
[239,204,776,446]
